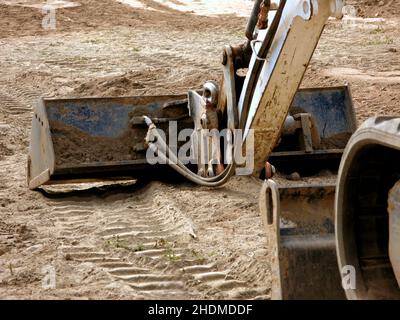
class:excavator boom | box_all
[28,0,348,189]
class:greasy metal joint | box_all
[330,0,344,19]
[203,81,219,109]
[257,0,271,30]
[229,44,248,70]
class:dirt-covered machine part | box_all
[238,0,344,174]
[28,0,347,189]
[271,85,356,175]
[261,117,400,300]
[260,180,346,299]
[27,95,192,189]
[27,86,355,189]
[336,117,400,299]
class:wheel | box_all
[388,180,400,287]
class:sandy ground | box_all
[0,0,399,299]
[349,0,400,18]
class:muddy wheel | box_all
[336,117,400,300]
[388,180,400,287]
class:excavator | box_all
[27,0,400,299]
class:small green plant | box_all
[133,244,144,252]
[369,27,386,34]
[104,236,144,253]
[190,249,203,260]
[208,250,218,257]
[154,238,167,249]
[154,239,182,262]
[366,35,394,46]
[164,247,182,262]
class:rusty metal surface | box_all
[260,179,345,300]
[257,0,271,30]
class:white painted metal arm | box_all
[238,0,343,173]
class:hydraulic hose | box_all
[146,125,236,187]
[239,0,286,129]
[245,0,264,41]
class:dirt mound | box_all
[73,71,148,97]
[349,0,400,18]
[50,120,141,165]
[0,0,246,38]
[72,70,217,97]
[320,132,353,149]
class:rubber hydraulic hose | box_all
[239,0,286,129]
[246,0,263,41]
[148,142,236,187]
[146,124,236,186]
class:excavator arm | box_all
[28,0,347,188]
[144,0,346,183]
[240,0,344,173]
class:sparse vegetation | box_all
[164,247,182,262]
[104,236,144,253]
[190,249,204,260]
[365,36,394,45]
[154,238,182,262]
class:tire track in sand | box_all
[0,82,38,116]
[45,182,269,300]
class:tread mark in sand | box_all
[48,193,270,300]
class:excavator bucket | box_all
[27,95,192,189]
[27,86,356,189]
[270,85,357,174]
[255,87,356,300]
[260,179,346,300]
